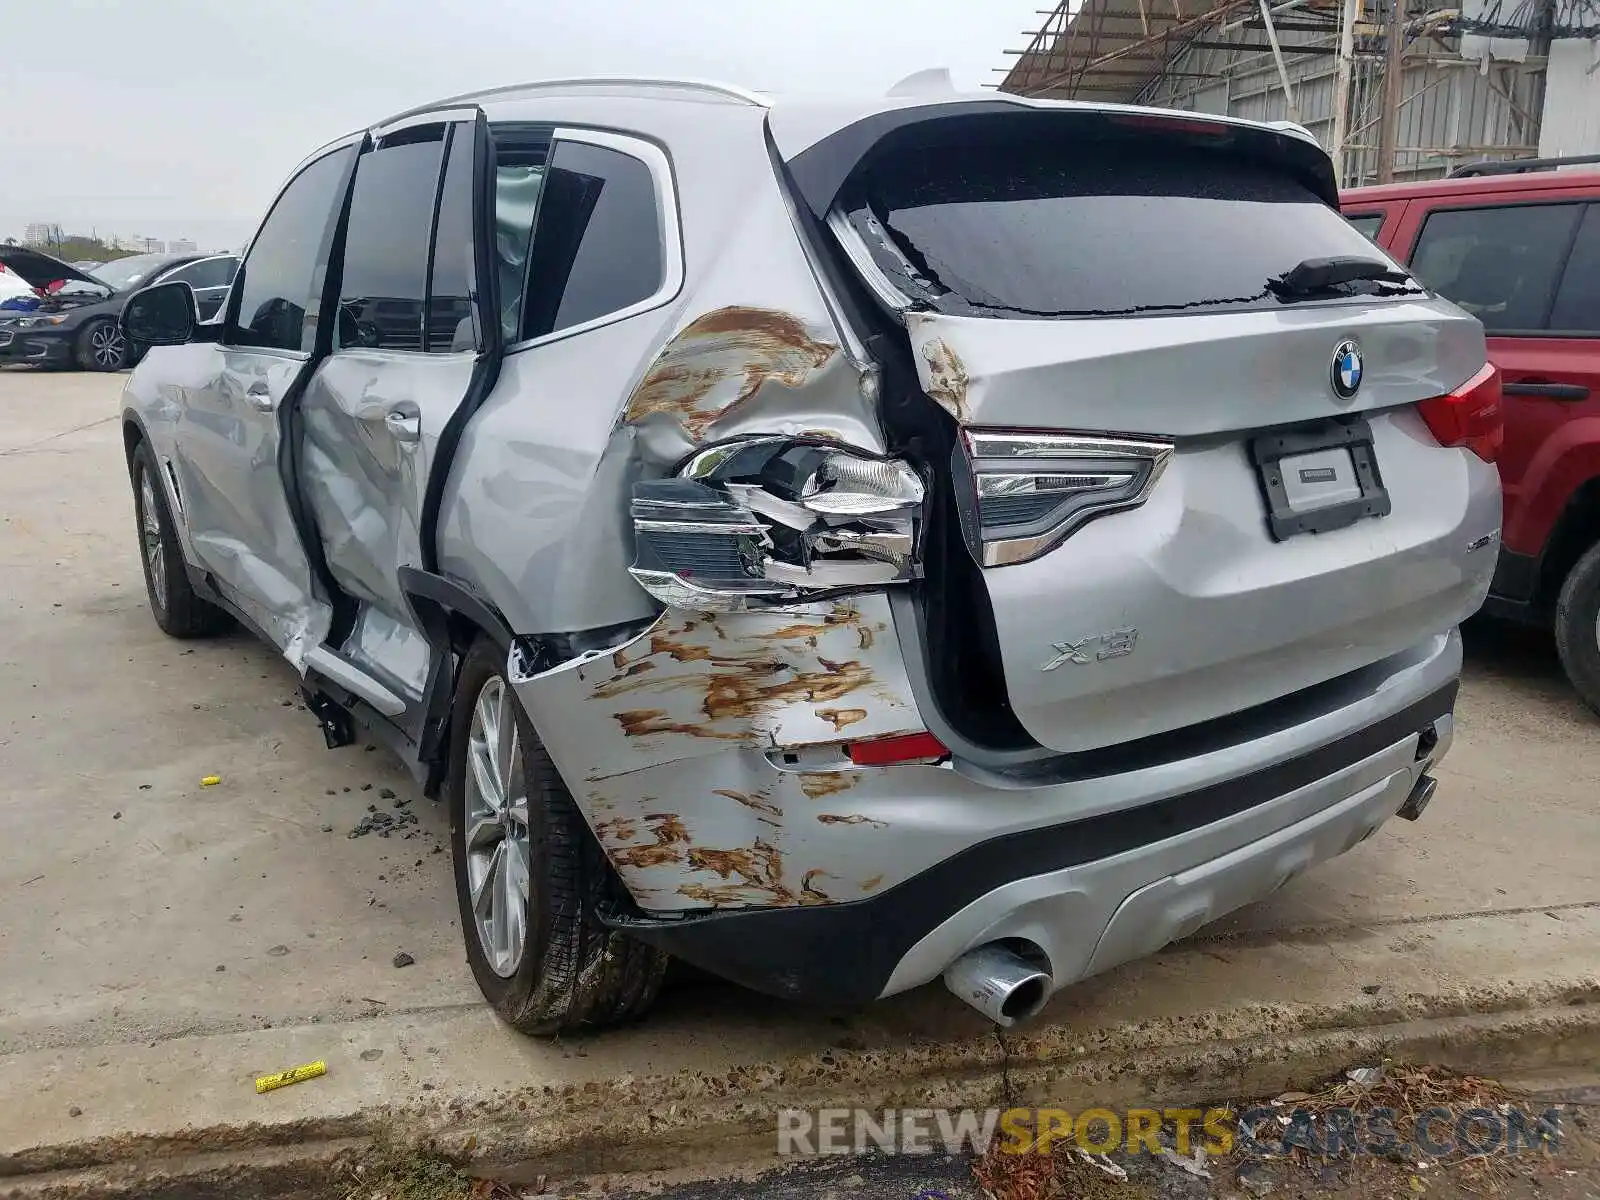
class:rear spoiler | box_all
[781,101,1339,221]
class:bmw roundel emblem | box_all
[1330,339,1364,402]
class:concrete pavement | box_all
[1,368,1597,1195]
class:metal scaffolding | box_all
[999,0,1593,185]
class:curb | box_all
[8,980,1595,1198]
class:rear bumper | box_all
[514,608,1464,1006]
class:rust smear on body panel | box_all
[713,788,782,819]
[817,813,887,828]
[612,709,749,741]
[622,306,839,441]
[610,813,691,870]
[919,337,970,422]
[677,840,834,907]
[799,772,859,800]
[816,706,868,731]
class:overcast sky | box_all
[0,0,1038,250]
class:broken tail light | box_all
[954,430,1174,567]
[628,437,925,612]
[1417,363,1502,464]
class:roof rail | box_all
[1447,153,1600,178]
[378,77,769,126]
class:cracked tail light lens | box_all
[629,438,925,612]
[955,430,1174,567]
[1418,363,1502,464]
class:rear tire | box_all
[448,637,668,1035]
[75,317,128,371]
[1554,540,1600,717]
[130,439,231,638]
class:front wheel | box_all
[130,440,231,638]
[449,638,668,1035]
[75,317,128,371]
[1555,540,1600,717]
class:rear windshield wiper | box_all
[1268,256,1416,302]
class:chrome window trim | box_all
[826,209,912,313]
[502,126,685,355]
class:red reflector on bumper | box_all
[846,731,950,766]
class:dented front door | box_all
[173,143,358,666]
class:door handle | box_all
[384,409,422,443]
[1503,379,1590,401]
[245,385,275,413]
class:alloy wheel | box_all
[463,676,532,978]
[137,469,167,612]
[91,322,126,369]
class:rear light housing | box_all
[954,430,1174,567]
[628,437,926,612]
[1417,363,1502,463]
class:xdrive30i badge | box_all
[1042,627,1139,671]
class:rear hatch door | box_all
[817,107,1496,753]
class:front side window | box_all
[336,130,445,352]
[230,147,356,352]
[521,140,663,340]
[1409,202,1583,334]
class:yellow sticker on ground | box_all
[254,1060,326,1094]
[200,775,221,787]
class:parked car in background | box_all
[120,80,1496,1035]
[1344,158,1600,712]
[0,247,238,370]
[0,264,32,303]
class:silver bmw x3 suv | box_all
[119,78,1502,1034]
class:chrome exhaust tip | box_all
[943,944,1053,1028]
[1397,773,1437,822]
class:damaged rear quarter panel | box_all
[511,593,927,910]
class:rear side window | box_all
[1409,203,1583,334]
[1548,205,1600,335]
[841,138,1404,319]
[336,130,445,351]
[521,140,663,340]
[230,147,354,352]
[1345,212,1384,241]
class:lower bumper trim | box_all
[608,680,1459,1006]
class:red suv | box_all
[1344,158,1600,711]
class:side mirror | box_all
[122,281,196,346]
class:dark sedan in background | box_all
[0,248,238,370]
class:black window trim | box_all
[500,124,684,356]
[221,135,364,357]
[1403,196,1598,339]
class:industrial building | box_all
[1001,0,1600,184]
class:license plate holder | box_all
[1250,417,1390,541]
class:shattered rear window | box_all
[843,136,1406,319]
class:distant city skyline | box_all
[11,221,238,255]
